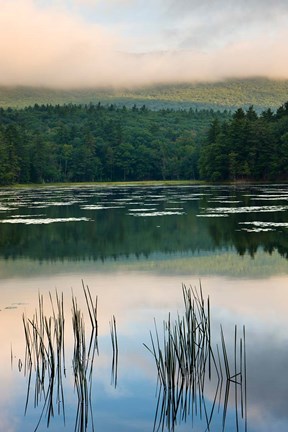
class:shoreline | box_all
[1,179,287,189]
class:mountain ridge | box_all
[1,77,288,111]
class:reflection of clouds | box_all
[201,205,288,215]
[0,414,19,432]
[0,217,91,225]
[205,276,288,328]
[128,210,185,217]
[202,279,288,431]
[240,221,288,233]
[249,415,288,432]
[245,336,288,431]
[1,270,288,430]
[0,368,23,432]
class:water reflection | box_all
[146,285,247,432]
[1,254,288,431]
[17,285,118,432]
[0,184,287,261]
[16,282,249,432]
[110,315,118,388]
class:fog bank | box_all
[1,0,288,88]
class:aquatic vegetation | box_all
[20,283,118,432]
[0,217,91,224]
[16,280,246,431]
[71,284,99,432]
[1,184,288,262]
[144,284,247,431]
[22,290,66,430]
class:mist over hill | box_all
[1,78,288,111]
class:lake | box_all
[0,184,288,432]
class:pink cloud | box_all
[0,0,287,87]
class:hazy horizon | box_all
[2,76,287,92]
[1,0,288,88]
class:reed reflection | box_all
[110,315,118,389]
[145,284,247,431]
[22,291,66,430]
[71,284,99,432]
[17,283,118,432]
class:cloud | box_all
[165,0,288,19]
[0,0,288,88]
[163,0,288,51]
[0,0,126,87]
[73,0,133,6]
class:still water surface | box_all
[0,184,288,432]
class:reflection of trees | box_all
[233,227,288,259]
[205,210,288,260]
[0,209,221,261]
[0,186,288,261]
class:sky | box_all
[0,0,288,88]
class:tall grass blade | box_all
[145,283,247,432]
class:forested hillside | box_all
[1,78,288,111]
[200,103,288,181]
[0,101,287,186]
[0,103,229,184]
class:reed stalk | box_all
[145,283,247,432]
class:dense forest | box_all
[0,101,288,185]
[0,103,230,184]
[200,103,288,181]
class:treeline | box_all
[0,101,288,185]
[0,103,229,185]
[199,103,288,181]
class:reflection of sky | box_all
[1,185,288,430]
[1,270,288,430]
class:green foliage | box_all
[0,103,229,184]
[0,98,287,185]
[0,124,21,185]
[199,103,288,181]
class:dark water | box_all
[0,184,288,261]
[0,184,288,432]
